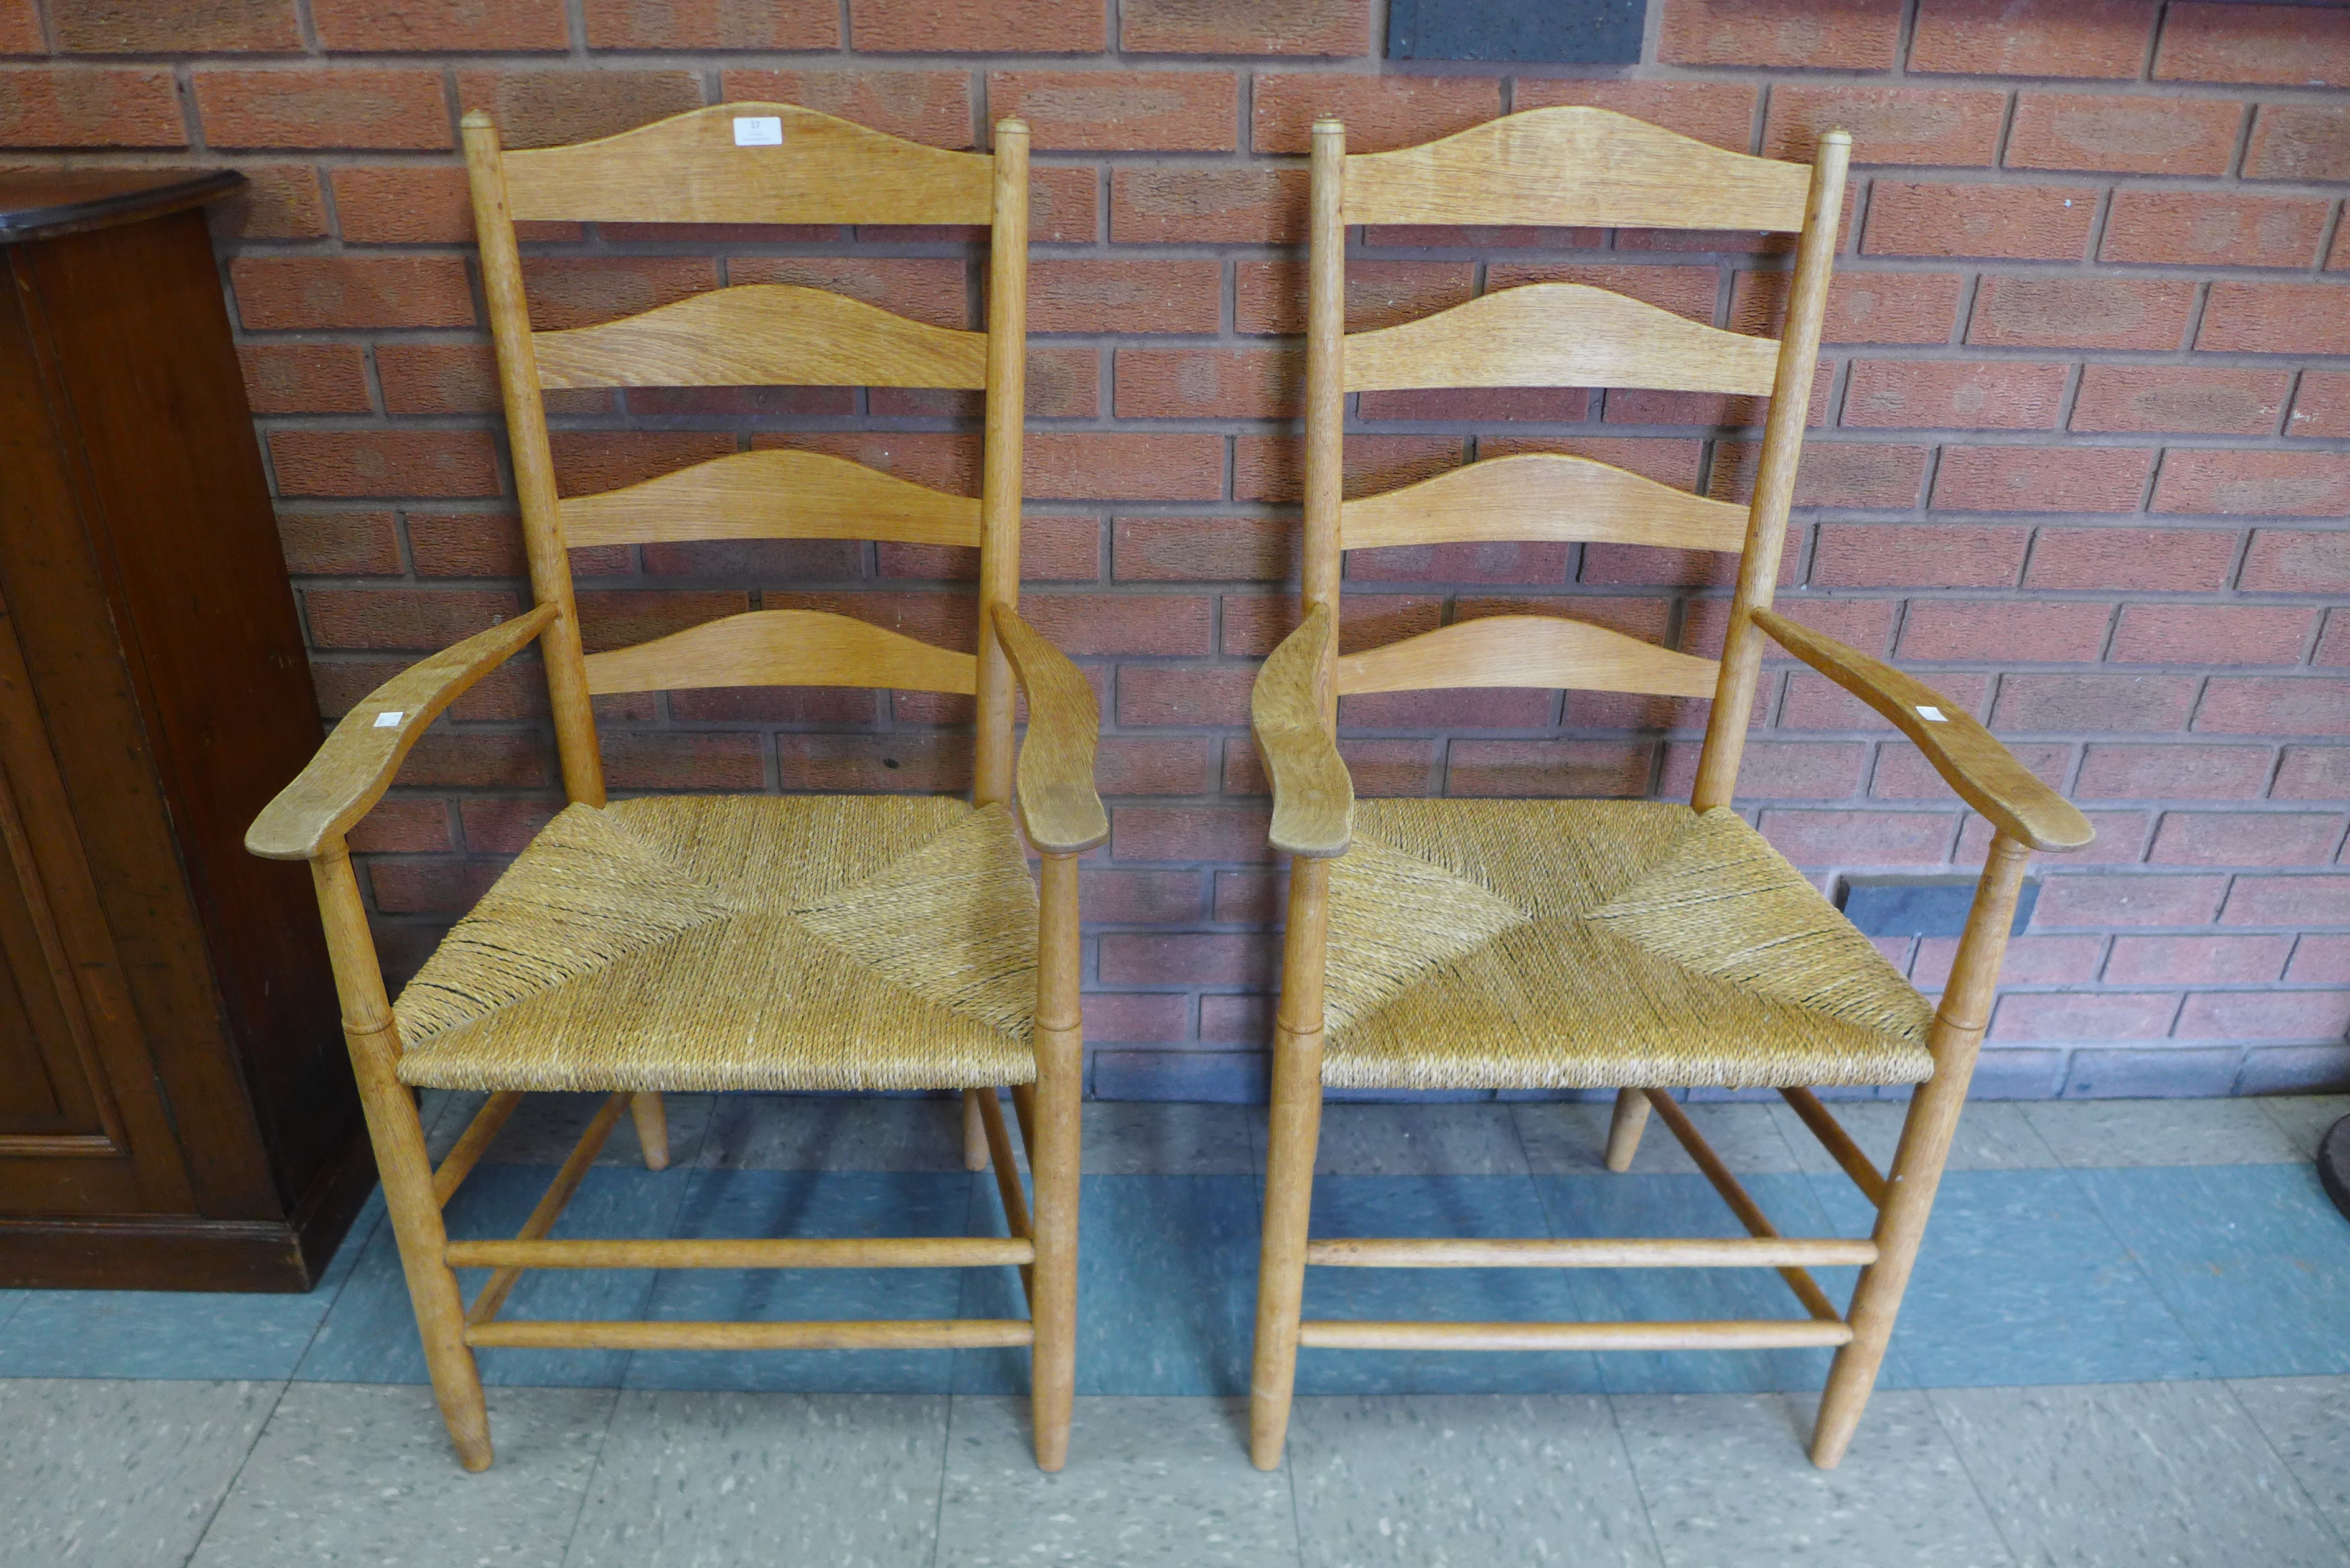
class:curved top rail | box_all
[495,102,995,226]
[1342,283,1781,396]
[1343,106,1812,233]
[533,284,988,391]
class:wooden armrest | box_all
[1253,603,1353,859]
[1751,607,2094,853]
[246,605,559,861]
[990,604,1108,856]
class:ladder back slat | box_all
[560,448,981,550]
[583,609,978,696]
[502,102,995,226]
[1344,106,1812,233]
[1344,284,1780,395]
[1335,615,1721,699]
[1341,452,1750,554]
[535,285,988,391]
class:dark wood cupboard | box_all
[0,170,372,1290]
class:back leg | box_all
[962,1088,991,1172]
[630,1091,670,1170]
[1604,1087,1650,1172]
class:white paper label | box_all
[374,710,404,728]
[1915,704,1947,723]
[733,116,784,147]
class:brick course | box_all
[55,0,302,52]
[1910,0,2158,80]
[25,0,2344,1100]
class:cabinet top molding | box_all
[0,169,245,245]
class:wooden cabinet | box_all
[0,170,372,1290]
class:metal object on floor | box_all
[2320,1116,2350,1221]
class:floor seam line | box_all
[932,1170,987,1568]
[1918,1381,2031,1568]
[2217,1374,2350,1558]
[1283,1394,1307,1568]
[176,1374,294,1568]
[2066,1163,2230,1383]
[667,1095,717,1172]
[283,1195,388,1385]
[1503,1098,1538,1179]
[554,1388,627,1567]
[1603,1391,1672,1566]
[930,1392,954,1568]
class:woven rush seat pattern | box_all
[394,795,1039,1094]
[1322,800,1934,1091]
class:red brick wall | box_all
[7,0,2348,1099]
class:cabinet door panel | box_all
[0,954,65,1123]
[0,611,154,1221]
[0,744,113,1144]
[0,280,192,1215]
[0,606,134,1175]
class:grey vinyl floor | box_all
[4,1094,2347,1568]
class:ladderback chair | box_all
[1246,109,2095,1470]
[247,105,1103,1472]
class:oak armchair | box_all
[248,104,1102,1473]
[1246,108,2095,1472]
